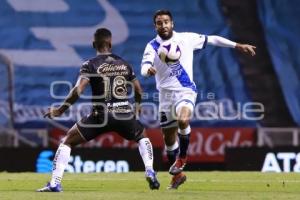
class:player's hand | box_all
[236,44,256,56]
[147,67,157,76]
[44,107,63,119]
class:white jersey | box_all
[141,31,207,92]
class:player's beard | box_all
[158,30,173,40]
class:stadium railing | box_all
[257,127,300,147]
[0,53,18,147]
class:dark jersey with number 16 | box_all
[79,53,136,113]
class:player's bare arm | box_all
[44,78,89,118]
[133,79,143,115]
[207,35,256,56]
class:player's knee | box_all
[61,139,74,148]
[134,134,145,143]
[61,133,81,148]
[132,128,145,142]
[176,107,192,129]
[61,140,72,148]
[178,118,189,129]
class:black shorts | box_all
[76,112,144,142]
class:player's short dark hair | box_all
[93,28,112,49]
[153,9,173,24]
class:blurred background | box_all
[0,0,299,173]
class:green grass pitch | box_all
[1,172,300,200]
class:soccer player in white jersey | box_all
[141,10,256,189]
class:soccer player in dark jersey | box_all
[37,28,160,192]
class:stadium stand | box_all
[0,0,299,151]
[257,0,300,126]
[221,0,295,127]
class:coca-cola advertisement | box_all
[50,127,255,163]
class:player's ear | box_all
[171,22,174,28]
[92,41,96,49]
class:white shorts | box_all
[159,89,197,128]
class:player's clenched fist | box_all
[147,67,157,76]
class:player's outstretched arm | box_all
[207,35,256,56]
[44,78,89,119]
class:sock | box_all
[166,141,179,166]
[50,143,71,187]
[138,138,154,171]
[178,126,191,158]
